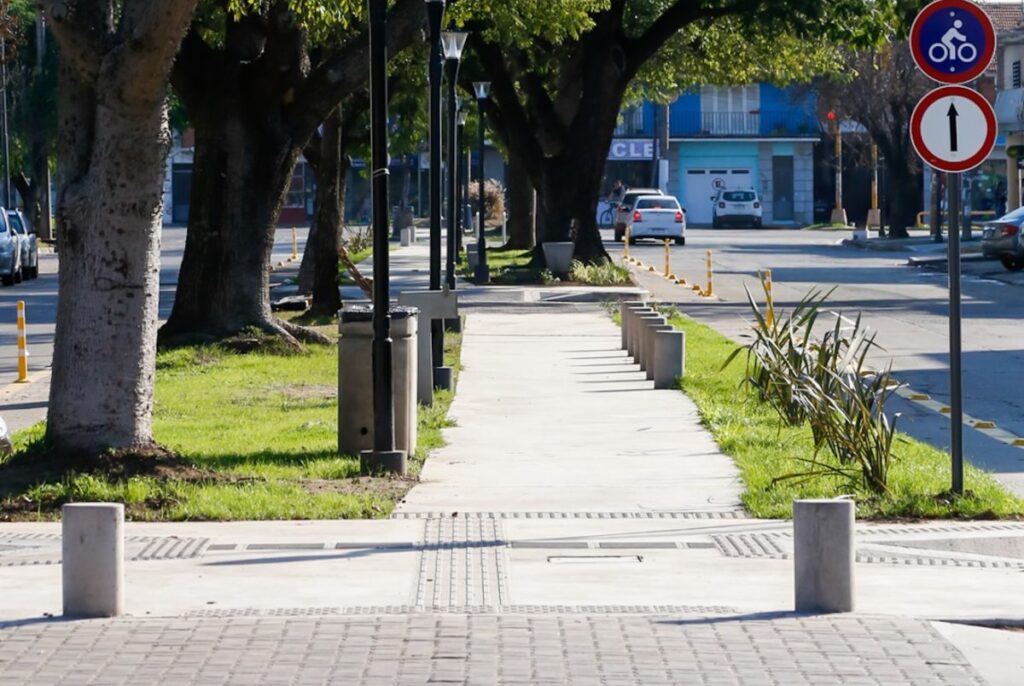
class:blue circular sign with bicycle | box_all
[911,0,995,84]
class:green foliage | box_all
[568,259,632,286]
[661,311,1024,519]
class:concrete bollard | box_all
[619,300,645,351]
[644,323,673,380]
[338,306,419,461]
[793,499,855,613]
[400,227,416,247]
[636,314,664,370]
[627,306,653,361]
[397,290,459,405]
[653,330,685,389]
[63,503,124,618]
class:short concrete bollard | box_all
[63,503,124,618]
[338,306,418,462]
[635,314,665,370]
[793,499,855,613]
[644,322,674,381]
[652,329,685,389]
[619,300,645,351]
[627,307,654,361]
[400,227,416,247]
[397,290,459,405]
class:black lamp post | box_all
[473,81,491,284]
[425,0,445,374]
[363,0,404,475]
[456,106,468,263]
[442,30,467,290]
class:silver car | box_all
[7,210,38,279]
[613,187,664,241]
[0,208,22,286]
[981,207,1024,271]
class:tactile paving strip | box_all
[392,510,748,520]
[0,534,210,567]
[184,604,740,618]
[415,518,510,610]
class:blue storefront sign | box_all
[608,139,654,161]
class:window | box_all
[1014,60,1021,89]
[636,197,680,210]
[700,85,760,134]
[722,191,756,202]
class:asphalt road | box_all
[613,227,1024,496]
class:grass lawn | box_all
[458,247,633,286]
[0,328,460,521]
[662,311,1024,520]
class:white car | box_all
[624,194,686,245]
[711,189,763,228]
[0,208,22,286]
[7,210,38,280]
[613,187,664,241]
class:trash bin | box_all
[338,305,419,457]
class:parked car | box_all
[711,189,762,228]
[624,194,686,245]
[981,207,1024,271]
[614,187,664,241]
[0,208,22,286]
[7,210,37,279]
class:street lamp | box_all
[363,0,404,475]
[456,106,469,263]
[442,30,468,290]
[473,81,491,284]
[424,0,446,380]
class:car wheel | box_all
[628,234,638,245]
[712,217,720,229]
[27,265,37,279]
[674,236,685,246]
[13,265,22,284]
[1000,256,1024,271]
[1,271,12,286]
[754,219,762,229]
[614,228,623,242]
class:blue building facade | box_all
[607,84,820,226]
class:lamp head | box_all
[457,110,468,126]
[473,81,491,100]
[441,31,468,60]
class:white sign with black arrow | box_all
[911,85,996,173]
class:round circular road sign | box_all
[910,0,995,84]
[911,85,996,173]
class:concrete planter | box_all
[542,242,575,275]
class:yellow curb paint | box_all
[910,393,930,400]
[940,407,951,414]
[1014,439,1024,447]
[973,421,996,429]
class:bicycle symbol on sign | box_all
[928,19,978,64]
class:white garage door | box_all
[684,168,752,224]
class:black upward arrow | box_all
[948,102,959,153]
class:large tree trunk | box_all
[930,169,943,241]
[505,152,535,249]
[308,109,346,317]
[44,0,197,454]
[885,160,919,239]
[160,95,302,344]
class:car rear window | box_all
[8,214,24,234]
[635,198,680,210]
[722,191,755,202]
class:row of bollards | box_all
[619,300,685,389]
[622,239,714,298]
[619,299,854,614]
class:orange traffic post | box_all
[624,228,631,261]
[762,269,774,327]
[16,300,28,383]
[663,239,671,277]
[291,227,298,260]
[705,250,713,297]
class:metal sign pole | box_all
[947,172,964,494]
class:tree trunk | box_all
[160,96,302,345]
[535,145,611,264]
[44,0,198,454]
[309,109,345,317]
[930,169,943,240]
[885,160,919,238]
[505,152,535,249]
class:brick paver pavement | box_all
[0,613,984,685]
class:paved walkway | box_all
[2,239,1024,683]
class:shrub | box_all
[568,260,632,286]
[467,179,505,222]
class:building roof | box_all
[981,1,1024,32]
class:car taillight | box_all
[1000,224,1020,237]
[633,211,642,222]
[675,211,684,223]
[753,202,760,209]
[718,202,725,209]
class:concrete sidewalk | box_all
[3,305,1024,683]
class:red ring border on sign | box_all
[910,0,995,84]
[911,85,996,173]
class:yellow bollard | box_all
[664,239,671,277]
[16,300,28,383]
[291,227,298,260]
[705,250,713,297]
[762,269,774,327]
[624,228,631,261]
